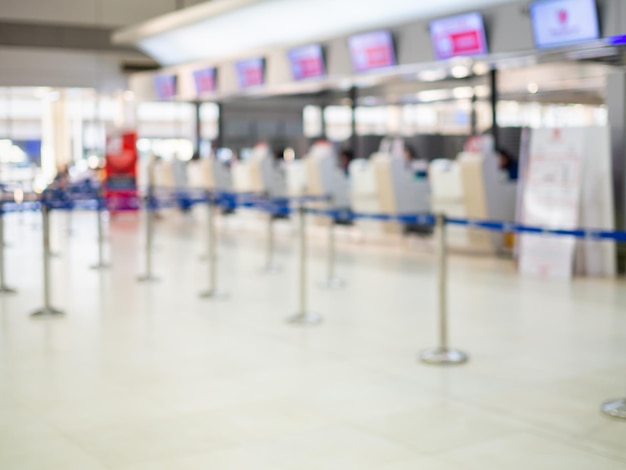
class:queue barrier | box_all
[0,185,624,419]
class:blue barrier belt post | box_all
[602,398,626,419]
[319,203,344,290]
[0,201,16,294]
[31,202,64,317]
[91,192,110,270]
[288,202,322,325]
[200,192,228,300]
[420,214,468,365]
[259,198,281,274]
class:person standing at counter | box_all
[339,149,354,177]
[403,144,428,179]
[497,148,519,181]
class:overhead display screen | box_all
[235,58,265,89]
[288,44,325,80]
[154,74,177,100]
[348,30,396,73]
[430,12,488,60]
[530,0,600,49]
[193,67,217,94]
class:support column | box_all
[320,105,327,140]
[490,69,499,149]
[349,86,358,157]
[41,89,71,182]
[214,102,223,152]
[194,101,202,157]
[607,71,626,273]
[471,91,478,136]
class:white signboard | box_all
[519,128,584,280]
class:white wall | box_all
[0,47,145,90]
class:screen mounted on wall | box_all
[288,44,326,80]
[235,58,265,89]
[530,0,600,49]
[154,74,177,100]
[430,12,488,60]
[348,30,396,73]
[193,67,217,94]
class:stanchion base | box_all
[31,307,65,317]
[602,399,626,419]
[0,285,17,295]
[91,263,111,271]
[318,277,345,289]
[259,263,282,274]
[419,348,469,365]
[287,312,323,326]
[137,275,159,283]
[199,290,229,300]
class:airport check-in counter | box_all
[285,159,307,197]
[245,144,287,198]
[349,152,431,236]
[187,157,233,191]
[304,142,350,210]
[430,152,517,253]
[153,159,177,190]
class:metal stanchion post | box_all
[91,193,110,270]
[66,209,73,237]
[0,201,16,294]
[138,156,158,282]
[31,202,64,317]
[288,204,322,325]
[137,194,158,282]
[602,399,626,419]
[420,214,467,365]
[200,193,228,299]
[259,206,281,273]
[319,210,344,289]
[49,209,61,258]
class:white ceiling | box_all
[113,0,518,66]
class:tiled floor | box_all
[0,208,625,469]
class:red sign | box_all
[105,131,138,211]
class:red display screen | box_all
[153,74,177,100]
[430,12,488,60]
[235,58,265,89]
[193,67,217,94]
[288,44,325,80]
[349,30,396,73]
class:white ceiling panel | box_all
[113,0,518,66]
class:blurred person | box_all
[404,144,428,179]
[339,149,354,177]
[497,148,519,181]
[51,164,70,190]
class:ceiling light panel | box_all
[115,0,516,66]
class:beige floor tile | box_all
[0,210,624,470]
[356,400,527,454]
[444,433,626,469]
